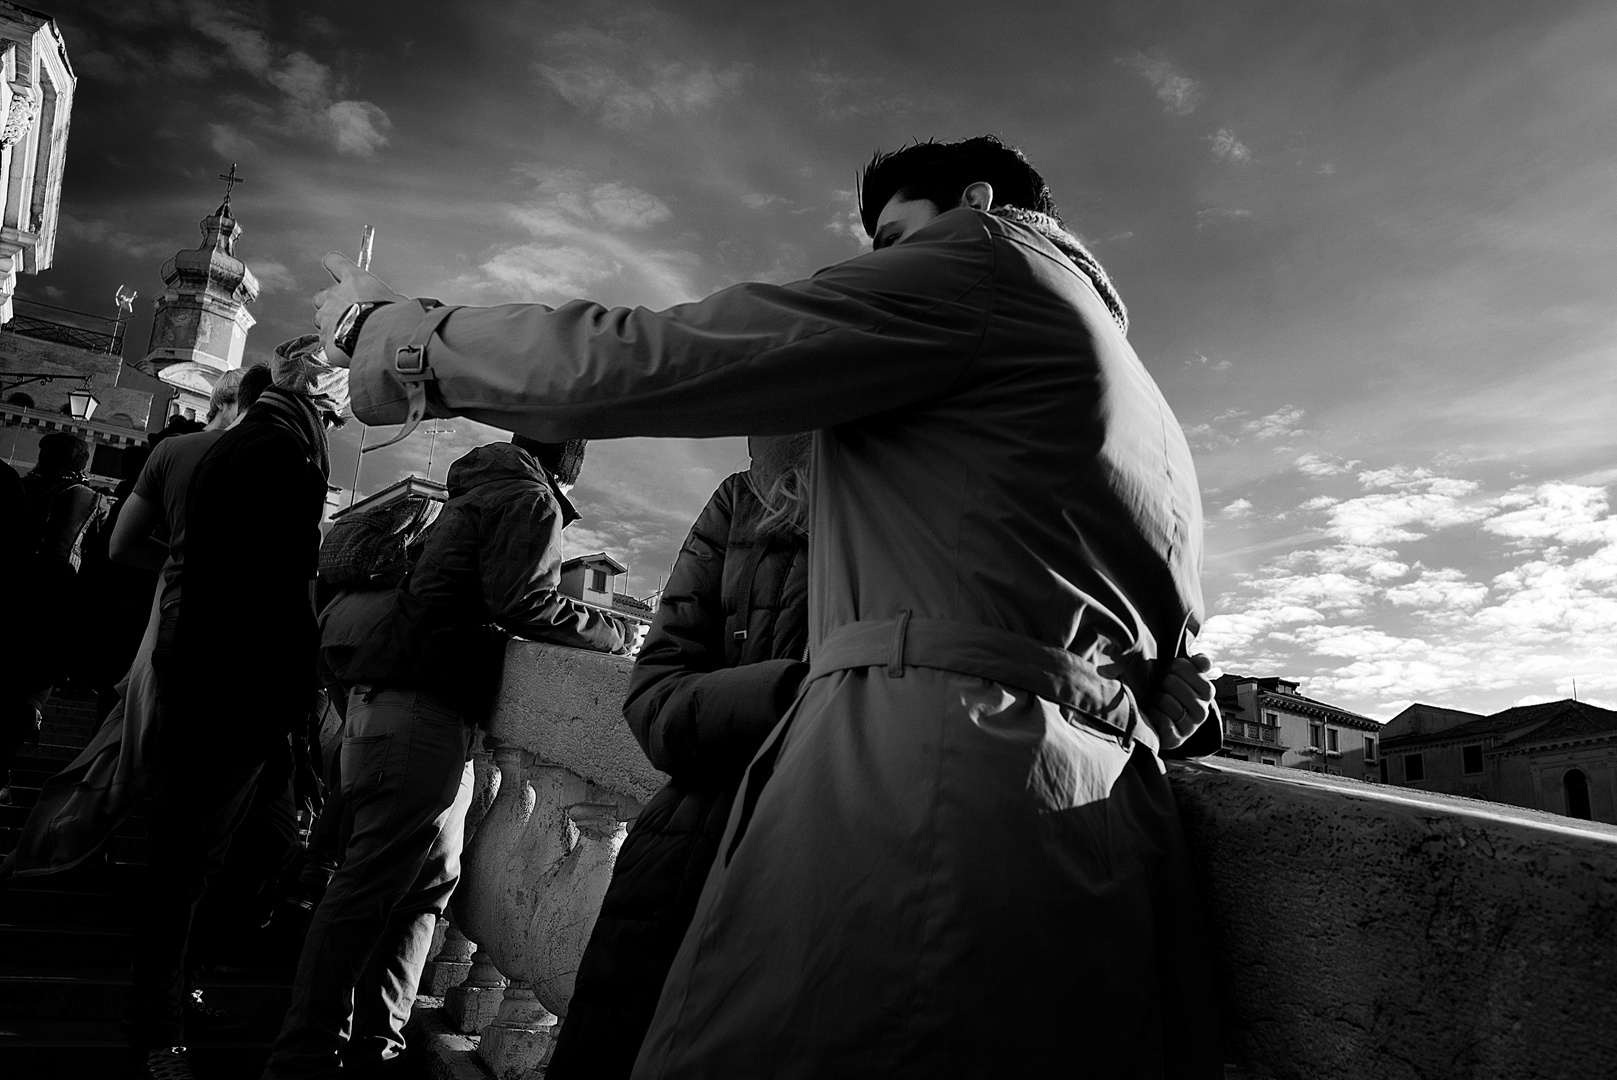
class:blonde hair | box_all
[748,432,812,536]
[207,368,246,423]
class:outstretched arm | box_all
[314,216,996,441]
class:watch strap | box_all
[362,303,456,452]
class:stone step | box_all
[0,800,149,835]
[0,1030,276,1080]
[0,825,146,863]
[0,921,132,966]
[0,965,293,1020]
[1,882,146,926]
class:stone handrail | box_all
[447,640,1617,1078]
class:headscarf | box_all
[271,334,351,421]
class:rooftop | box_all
[1381,699,1617,751]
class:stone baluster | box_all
[477,979,558,1079]
[419,918,476,998]
[444,947,508,1035]
[444,641,666,1034]
[464,738,503,841]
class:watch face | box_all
[335,303,361,340]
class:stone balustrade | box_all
[437,640,1617,1079]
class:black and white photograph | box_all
[1,1,1614,1077]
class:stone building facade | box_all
[1379,699,1617,823]
[1214,674,1383,781]
[0,3,73,323]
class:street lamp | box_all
[68,383,98,421]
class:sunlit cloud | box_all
[1120,52,1203,115]
[1209,128,1250,162]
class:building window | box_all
[1565,769,1592,820]
[1326,728,1339,752]
[1308,722,1324,749]
[1462,744,1484,774]
[1265,711,1278,724]
[590,569,608,592]
[1404,753,1425,782]
[1260,757,1276,766]
[1364,736,1377,762]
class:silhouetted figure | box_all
[127,341,343,1080]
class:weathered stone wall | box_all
[1169,759,1617,1080]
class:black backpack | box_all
[318,495,442,590]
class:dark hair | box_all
[238,363,273,414]
[510,434,589,486]
[859,135,1056,237]
[35,431,90,477]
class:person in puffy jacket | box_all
[548,434,811,1080]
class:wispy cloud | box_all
[534,27,745,129]
[1209,128,1251,163]
[804,67,914,121]
[1203,467,1617,716]
[70,1,391,157]
[1120,52,1203,115]
[1295,452,1360,477]
[453,168,701,309]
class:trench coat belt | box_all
[806,612,1147,746]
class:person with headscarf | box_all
[126,339,348,1080]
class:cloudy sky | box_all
[33,0,1617,720]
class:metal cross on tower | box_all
[218,162,245,210]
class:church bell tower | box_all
[142,165,259,420]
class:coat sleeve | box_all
[623,475,808,784]
[481,486,632,654]
[347,211,996,439]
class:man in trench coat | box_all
[315,136,1223,1079]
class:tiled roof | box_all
[1378,703,1484,741]
[1382,699,1617,750]
[1492,701,1617,750]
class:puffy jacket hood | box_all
[447,442,546,498]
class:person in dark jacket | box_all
[128,339,343,1080]
[264,436,636,1080]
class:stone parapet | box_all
[1168,758,1617,1080]
[443,643,1617,1078]
[486,639,663,808]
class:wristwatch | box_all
[332,300,389,358]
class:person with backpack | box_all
[263,435,638,1080]
[0,433,109,805]
[275,489,445,924]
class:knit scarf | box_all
[253,386,331,480]
[989,206,1129,336]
